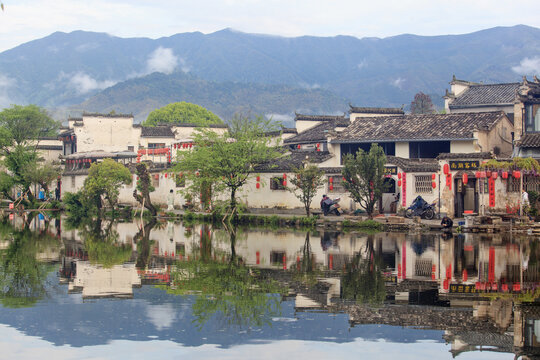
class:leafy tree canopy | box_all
[83,159,132,211]
[342,144,389,218]
[289,165,326,216]
[174,114,283,214]
[143,101,223,127]
[0,104,59,146]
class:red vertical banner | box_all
[256,251,260,265]
[329,254,333,270]
[402,241,407,280]
[402,173,407,207]
[488,247,495,283]
[282,254,287,270]
[488,177,495,207]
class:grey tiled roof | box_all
[284,118,350,144]
[295,113,347,122]
[517,133,540,148]
[141,126,175,137]
[449,83,519,108]
[437,152,493,160]
[333,111,507,143]
[82,112,134,118]
[386,156,439,172]
[349,106,404,115]
[255,150,333,172]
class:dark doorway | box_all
[454,177,478,217]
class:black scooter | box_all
[405,196,436,220]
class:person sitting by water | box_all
[321,194,331,215]
[441,216,453,229]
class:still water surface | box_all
[0,216,538,359]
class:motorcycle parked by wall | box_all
[323,197,342,216]
[405,196,436,220]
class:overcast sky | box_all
[1,0,540,53]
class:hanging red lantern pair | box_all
[443,163,450,175]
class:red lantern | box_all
[432,181,436,189]
[256,183,260,189]
[463,173,468,185]
[514,171,521,179]
[164,173,168,178]
[443,163,449,175]
[486,171,492,178]
[329,177,333,183]
[329,184,333,191]
[502,171,508,179]
[256,175,260,182]
[492,172,498,180]
[297,144,301,149]
[283,173,287,179]
[397,173,402,179]
[431,173,436,180]
[282,180,287,186]
[398,180,402,187]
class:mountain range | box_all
[0,25,539,124]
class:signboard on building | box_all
[449,284,477,293]
[384,166,398,175]
[449,161,480,170]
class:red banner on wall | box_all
[402,173,407,207]
[488,177,495,207]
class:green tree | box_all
[0,105,59,203]
[410,92,435,114]
[342,144,389,218]
[174,115,283,216]
[22,162,62,195]
[143,102,223,127]
[289,165,326,216]
[83,159,132,212]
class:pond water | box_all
[0,215,539,359]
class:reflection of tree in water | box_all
[292,232,320,286]
[164,223,285,329]
[0,220,59,308]
[341,235,385,305]
[135,220,157,270]
[78,219,132,268]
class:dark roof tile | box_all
[349,106,404,115]
[449,83,519,108]
[517,133,540,148]
[386,156,439,172]
[141,126,175,137]
[334,112,506,143]
[295,113,346,122]
[437,152,493,160]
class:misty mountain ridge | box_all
[1,25,539,123]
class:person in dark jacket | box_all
[441,216,453,229]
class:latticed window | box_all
[414,175,432,194]
[175,174,185,188]
[270,176,286,190]
[524,175,540,192]
[328,176,346,193]
[478,178,489,194]
[507,176,520,193]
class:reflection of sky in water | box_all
[0,272,516,359]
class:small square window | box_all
[270,176,286,190]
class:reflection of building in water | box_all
[68,261,141,298]
[514,303,540,359]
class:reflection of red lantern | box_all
[502,283,508,292]
[443,164,449,175]
[463,173,468,185]
[502,171,508,179]
[297,144,301,149]
[514,171,521,179]
[462,269,468,282]
[513,283,521,292]
[486,171,492,178]
[398,180,402,187]
[431,173,436,180]
[432,181,436,189]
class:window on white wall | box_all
[328,176,346,193]
[414,175,432,194]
